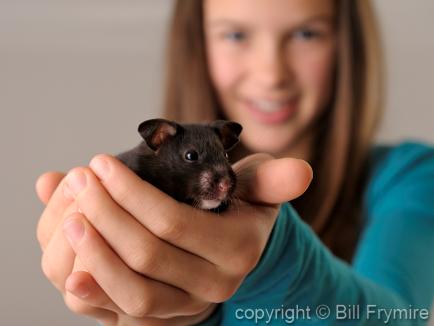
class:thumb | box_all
[232,153,313,205]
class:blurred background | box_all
[0,0,433,325]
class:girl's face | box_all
[204,0,337,158]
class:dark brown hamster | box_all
[116,119,242,211]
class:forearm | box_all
[218,203,430,325]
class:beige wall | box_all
[0,1,432,325]
[374,0,434,142]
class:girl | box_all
[36,0,434,324]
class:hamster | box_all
[116,119,243,211]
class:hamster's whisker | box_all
[231,195,242,218]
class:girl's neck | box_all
[279,131,316,163]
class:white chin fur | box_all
[200,199,222,210]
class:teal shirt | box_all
[200,141,434,325]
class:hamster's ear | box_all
[138,119,180,151]
[211,120,243,150]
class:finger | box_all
[68,259,122,324]
[63,290,118,325]
[62,166,234,301]
[41,202,79,291]
[36,173,74,250]
[232,153,313,204]
[63,212,208,318]
[117,303,218,326]
[65,270,124,314]
[35,171,66,205]
[81,155,276,267]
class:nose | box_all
[250,40,292,89]
[217,177,231,194]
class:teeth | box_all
[251,99,290,112]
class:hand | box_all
[37,171,215,325]
[36,154,312,325]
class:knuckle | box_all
[154,217,185,241]
[202,277,238,303]
[202,280,222,303]
[215,288,237,303]
[122,296,154,318]
[128,242,160,275]
[186,300,212,316]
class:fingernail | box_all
[90,156,110,180]
[66,278,90,299]
[63,216,84,244]
[63,182,74,200]
[65,170,87,195]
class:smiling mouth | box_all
[248,98,294,111]
[243,97,299,124]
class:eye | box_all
[223,31,247,43]
[184,150,199,162]
[293,28,321,41]
[224,152,229,160]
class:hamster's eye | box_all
[185,150,199,162]
[224,152,229,160]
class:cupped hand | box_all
[36,154,312,325]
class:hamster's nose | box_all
[217,177,231,194]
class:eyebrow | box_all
[207,14,335,29]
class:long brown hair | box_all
[163,0,384,262]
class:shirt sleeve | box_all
[197,141,434,325]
